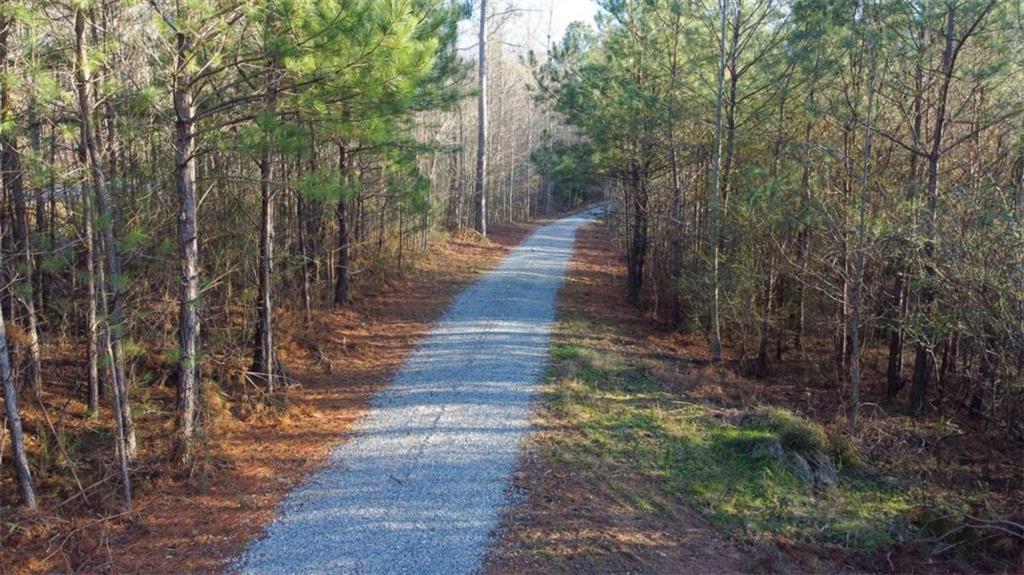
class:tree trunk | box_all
[29,106,45,316]
[5,140,42,396]
[793,113,813,355]
[911,5,957,416]
[298,191,313,324]
[46,131,57,310]
[717,0,741,254]
[252,57,279,394]
[708,0,728,363]
[667,14,684,329]
[75,7,136,462]
[251,137,276,391]
[626,164,648,307]
[849,22,878,432]
[473,0,488,236]
[0,242,35,508]
[80,163,100,415]
[75,8,134,505]
[0,22,41,395]
[885,272,907,398]
[334,143,352,306]
[172,29,201,464]
[0,18,34,508]
[755,257,776,378]
[887,25,924,400]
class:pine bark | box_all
[886,26,924,399]
[666,13,684,329]
[0,18,42,395]
[79,152,100,414]
[708,0,728,364]
[334,144,352,306]
[0,255,35,508]
[0,15,35,504]
[626,163,648,306]
[911,5,956,415]
[172,28,201,464]
[850,20,878,431]
[252,57,280,394]
[473,0,488,236]
[75,7,136,461]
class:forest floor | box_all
[482,223,1023,574]
[3,215,1021,574]
[0,221,539,574]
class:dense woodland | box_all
[0,0,567,515]
[0,0,1022,567]
[537,0,1023,432]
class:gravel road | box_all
[237,207,604,574]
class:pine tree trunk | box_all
[473,0,488,236]
[252,139,276,391]
[887,27,924,399]
[849,25,878,432]
[46,132,57,310]
[298,191,313,325]
[252,58,279,394]
[708,0,728,364]
[0,24,42,394]
[172,29,201,464]
[717,2,741,255]
[29,107,45,316]
[885,273,907,398]
[6,138,42,395]
[794,115,813,355]
[299,134,319,324]
[912,5,958,416]
[667,15,684,329]
[0,16,35,506]
[626,164,648,307]
[0,245,35,508]
[334,144,352,306]
[755,258,776,378]
[81,173,100,415]
[75,7,136,461]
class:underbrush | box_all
[542,314,1022,570]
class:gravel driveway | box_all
[237,207,603,574]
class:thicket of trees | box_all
[4,0,1020,534]
[0,0,570,512]
[537,0,1023,430]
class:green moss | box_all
[761,406,829,454]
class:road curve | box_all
[237,207,604,574]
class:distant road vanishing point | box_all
[237,206,605,574]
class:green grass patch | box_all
[543,321,920,551]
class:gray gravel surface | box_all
[237,207,603,575]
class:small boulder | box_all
[789,450,836,489]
